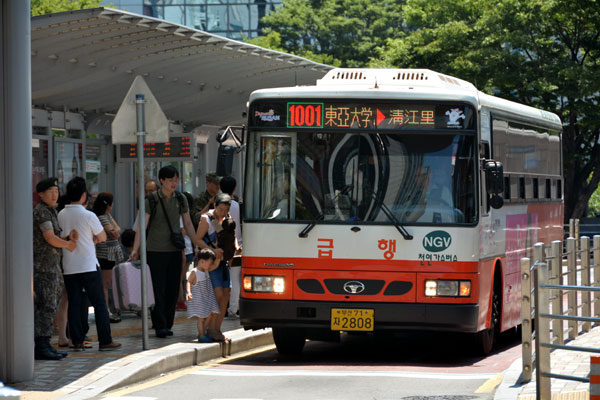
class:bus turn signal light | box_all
[425,280,471,297]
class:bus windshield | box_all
[248,131,477,225]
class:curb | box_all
[59,328,273,400]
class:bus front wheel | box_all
[476,283,500,356]
[273,327,306,355]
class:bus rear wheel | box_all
[476,283,500,356]
[273,327,306,355]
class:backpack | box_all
[207,214,236,261]
[146,191,185,236]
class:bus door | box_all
[256,133,297,220]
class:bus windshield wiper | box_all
[376,196,413,240]
[299,185,353,238]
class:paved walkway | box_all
[11,309,267,400]
[494,324,600,399]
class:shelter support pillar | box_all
[0,0,34,383]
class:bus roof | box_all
[249,68,563,130]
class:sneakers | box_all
[155,328,169,338]
[99,342,122,351]
[69,343,86,351]
[197,334,213,343]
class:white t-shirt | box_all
[229,200,242,247]
[58,204,104,275]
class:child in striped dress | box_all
[186,248,221,343]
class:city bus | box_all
[239,68,563,355]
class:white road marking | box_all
[103,397,157,400]
[191,369,496,380]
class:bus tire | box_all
[476,281,500,356]
[273,327,306,355]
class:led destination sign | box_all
[118,136,191,161]
[251,101,475,131]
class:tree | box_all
[31,0,104,16]
[373,0,600,221]
[246,0,406,67]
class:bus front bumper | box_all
[239,298,479,333]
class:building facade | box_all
[105,0,281,39]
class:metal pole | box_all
[582,236,591,332]
[136,94,149,350]
[551,240,564,345]
[521,257,533,383]
[567,237,577,339]
[535,261,551,400]
[0,0,34,383]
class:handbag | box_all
[158,194,186,250]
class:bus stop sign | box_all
[112,75,169,144]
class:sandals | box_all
[197,335,213,343]
[207,329,228,342]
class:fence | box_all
[521,219,600,399]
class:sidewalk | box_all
[11,309,273,400]
[495,325,600,400]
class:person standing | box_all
[92,192,124,323]
[191,172,221,227]
[58,177,121,351]
[33,178,78,360]
[131,166,198,338]
[219,176,243,318]
[195,193,236,341]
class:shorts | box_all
[185,253,194,264]
[99,258,116,270]
[209,260,231,289]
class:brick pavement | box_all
[516,325,600,399]
[12,309,243,399]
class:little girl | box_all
[187,248,221,342]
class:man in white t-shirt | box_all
[58,177,121,351]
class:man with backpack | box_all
[195,193,238,342]
[131,166,197,338]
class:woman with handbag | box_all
[93,192,125,323]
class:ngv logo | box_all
[423,231,452,252]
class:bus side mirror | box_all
[216,144,235,177]
[484,160,504,209]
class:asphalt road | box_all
[102,329,522,400]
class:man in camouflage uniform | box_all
[191,172,221,227]
[33,177,78,360]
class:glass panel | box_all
[164,5,186,25]
[186,5,207,30]
[228,5,249,33]
[248,131,477,224]
[85,145,102,199]
[32,138,49,207]
[206,5,228,31]
[182,161,194,194]
[259,137,292,219]
[55,142,83,195]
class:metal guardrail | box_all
[521,218,600,399]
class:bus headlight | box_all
[424,280,471,297]
[243,276,285,293]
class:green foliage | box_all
[373,0,600,221]
[31,0,105,16]
[246,0,405,67]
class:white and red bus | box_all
[239,68,563,355]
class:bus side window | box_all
[519,177,525,200]
[504,176,511,201]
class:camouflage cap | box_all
[36,177,59,193]
[206,172,221,184]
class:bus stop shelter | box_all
[1,5,330,384]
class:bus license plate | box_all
[331,309,374,332]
